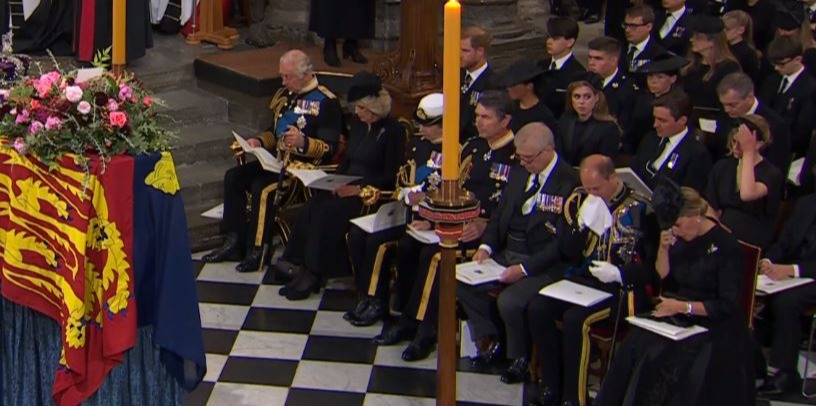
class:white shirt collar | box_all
[552,53,573,70]
[747,98,759,115]
[603,69,620,88]
[467,62,489,84]
[652,128,688,171]
[783,66,806,92]
[666,127,688,147]
[631,36,650,54]
[668,5,686,20]
[809,3,816,14]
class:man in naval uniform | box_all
[202,49,342,273]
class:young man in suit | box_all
[537,17,586,119]
[460,26,496,143]
[760,36,816,158]
[622,5,668,88]
[457,122,579,384]
[587,36,638,138]
[631,91,712,193]
[654,0,692,56]
[718,72,792,174]
[757,191,816,396]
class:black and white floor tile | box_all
[184,255,816,406]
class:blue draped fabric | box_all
[1,298,185,405]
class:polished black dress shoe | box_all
[202,233,243,263]
[342,40,368,64]
[528,385,559,406]
[401,336,436,361]
[373,322,416,346]
[235,246,265,273]
[344,297,371,322]
[500,356,530,384]
[758,369,801,395]
[470,340,504,368]
[284,271,321,301]
[350,299,388,327]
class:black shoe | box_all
[271,258,302,284]
[584,14,601,24]
[202,233,243,263]
[323,38,341,67]
[500,356,529,384]
[344,297,372,322]
[342,40,368,64]
[758,369,801,395]
[350,299,388,327]
[402,336,436,361]
[373,322,416,346]
[528,385,559,406]
[470,340,504,368]
[284,271,321,301]
[235,246,265,273]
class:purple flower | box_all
[118,85,132,102]
[107,100,119,111]
[15,109,29,124]
[45,116,62,130]
[13,137,26,155]
[28,121,44,134]
[77,101,91,115]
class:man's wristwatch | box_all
[685,302,693,315]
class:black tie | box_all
[626,45,638,71]
[522,174,542,215]
[463,73,473,92]
[778,77,789,94]
[647,137,670,175]
[549,60,557,71]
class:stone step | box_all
[171,121,258,166]
[184,199,223,253]
[176,157,234,205]
[154,88,229,128]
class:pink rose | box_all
[107,100,119,111]
[13,137,26,155]
[34,82,51,98]
[28,121,44,134]
[15,109,29,124]
[118,85,133,101]
[109,111,127,128]
[64,85,83,103]
[9,108,16,116]
[77,101,91,115]
[42,71,61,84]
[143,96,153,107]
[45,116,62,131]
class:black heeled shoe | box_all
[235,246,265,273]
[284,271,321,301]
[323,38,341,67]
[202,233,244,263]
[342,40,368,64]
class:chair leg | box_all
[802,315,816,398]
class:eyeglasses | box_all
[772,58,794,67]
[621,22,649,29]
[518,150,544,162]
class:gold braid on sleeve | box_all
[304,137,331,159]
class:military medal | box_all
[538,194,564,214]
[489,163,510,182]
[667,153,679,170]
[296,115,307,130]
[427,151,443,169]
[483,149,492,161]
[427,171,442,191]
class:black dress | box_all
[309,0,375,40]
[509,100,558,135]
[556,114,621,166]
[681,60,741,119]
[281,116,405,278]
[596,225,754,406]
[705,157,783,249]
[729,41,760,84]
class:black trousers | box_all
[769,283,816,372]
[577,0,601,15]
[282,192,362,278]
[221,161,280,247]
[347,225,406,302]
[528,295,614,405]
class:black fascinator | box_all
[652,176,685,230]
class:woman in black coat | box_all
[309,0,374,67]
[556,77,621,166]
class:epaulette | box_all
[626,189,653,207]
[317,85,336,99]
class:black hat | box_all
[637,53,689,74]
[774,8,804,31]
[652,177,685,230]
[499,60,545,87]
[570,71,604,91]
[687,15,724,34]
[414,93,444,125]
[347,70,382,103]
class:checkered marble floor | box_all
[183,254,816,406]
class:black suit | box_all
[653,8,691,57]
[602,70,638,137]
[765,193,816,373]
[760,69,816,157]
[537,55,586,119]
[631,129,712,193]
[621,37,667,88]
[709,101,792,174]
[461,66,496,143]
[556,114,622,166]
[457,158,579,359]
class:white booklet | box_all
[406,223,440,244]
[626,316,708,341]
[788,157,805,186]
[456,259,505,285]
[616,167,652,198]
[350,201,407,233]
[200,203,224,220]
[538,280,613,307]
[287,169,361,191]
[756,274,814,295]
[698,118,718,133]
[233,131,283,173]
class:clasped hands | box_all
[652,296,687,318]
[282,125,305,150]
[759,259,795,281]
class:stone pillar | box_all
[461,0,547,71]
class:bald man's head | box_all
[579,154,619,202]
[280,49,314,92]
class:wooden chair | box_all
[737,240,761,330]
